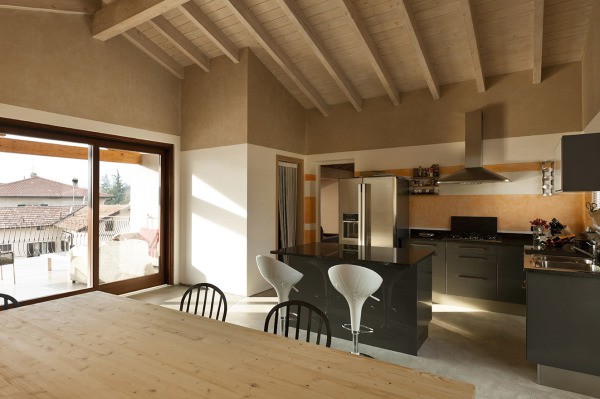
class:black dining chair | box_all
[179,283,228,321]
[0,293,20,310]
[264,300,332,348]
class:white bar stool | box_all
[328,264,382,356]
[256,255,303,334]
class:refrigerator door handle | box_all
[358,183,369,246]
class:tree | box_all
[101,170,130,205]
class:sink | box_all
[525,254,600,273]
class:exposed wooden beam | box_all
[122,28,184,79]
[179,2,239,64]
[224,0,329,116]
[92,0,187,41]
[396,0,440,100]
[148,16,210,72]
[0,0,100,14]
[0,137,142,164]
[335,0,400,106]
[533,0,544,84]
[276,0,362,112]
[460,0,485,92]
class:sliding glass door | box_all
[0,118,173,303]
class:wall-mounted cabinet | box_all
[554,133,600,192]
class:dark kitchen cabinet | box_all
[527,271,600,377]
[555,132,600,192]
[446,242,497,300]
[410,240,446,294]
[497,246,525,304]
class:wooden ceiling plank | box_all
[334,0,400,105]
[275,0,362,111]
[396,0,440,100]
[0,137,142,164]
[121,28,184,79]
[179,2,240,63]
[460,0,485,92]
[92,0,187,41]
[0,0,100,14]
[224,0,329,116]
[148,15,210,71]
[533,0,544,83]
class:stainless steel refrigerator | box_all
[338,176,409,248]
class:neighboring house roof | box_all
[0,175,110,198]
[0,205,85,228]
[55,204,129,232]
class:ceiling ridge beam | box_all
[335,0,400,106]
[276,0,362,112]
[460,0,485,92]
[0,0,100,14]
[92,0,187,41]
[396,0,440,100]
[533,0,544,84]
[224,0,329,117]
[148,15,210,72]
[122,28,184,79]
[179,2,240,64]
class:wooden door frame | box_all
[0,117,174,303]
[275,155,304,251]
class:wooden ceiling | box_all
[3,0,596,116]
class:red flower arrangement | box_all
[530,218,548,229]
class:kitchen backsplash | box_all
[409,193,586,233]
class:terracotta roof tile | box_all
[55,204,128,232]
[0,205,84,228]
[0,176,110,198]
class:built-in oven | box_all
[341,213,359,244]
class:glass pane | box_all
[0,135,91,301]
[98,149,160,285]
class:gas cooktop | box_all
[445,232,502,242]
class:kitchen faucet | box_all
[573,239,599,265]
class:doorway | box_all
[275,155,303,251]
[318,163,354,243]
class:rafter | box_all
[460,0,485,92]
[148,16,210,72]
[335,0,400,106]
[122,28,184,79]
[224,0,329,116]
[92,0,186,41]
[0,0,100,14]
[275,0,362,112]
[179,2,239,64]
[396,0,440,100]
[533,0,544,84]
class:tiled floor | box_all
[128,285,592,399]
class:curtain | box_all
[278,161,298,249]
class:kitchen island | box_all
[271,243,434,355]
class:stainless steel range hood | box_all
[438,110,510,184]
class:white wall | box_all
[0,103,181,282]
[180,144,248,295]
[320,181,339,234]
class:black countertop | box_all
[271,242,433,266]
[410,229,532,247]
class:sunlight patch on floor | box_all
[432,304,484,313]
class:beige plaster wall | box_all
[181,50,249,151]
[583,3,600,129]
[0,9,180,136]
[306,63,582,154]
[247,50,305,154]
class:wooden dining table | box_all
[0,291,475,398]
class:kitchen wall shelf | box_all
[410,165,440,195]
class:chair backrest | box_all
[179,283,228,321]
[328,264,383,332]
[264,300,332,348]
[256,255,303,303]
[0,294,20,310]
